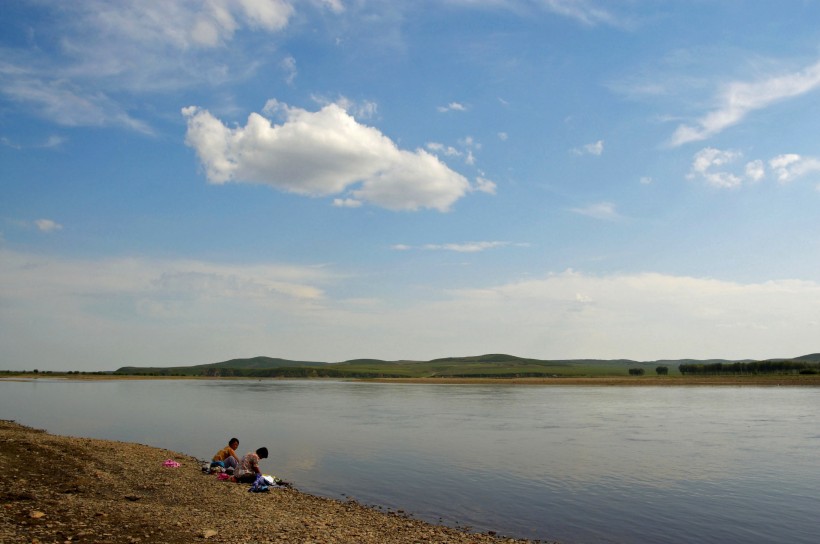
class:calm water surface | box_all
[1,379,818,544]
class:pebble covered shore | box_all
[0,420,548,543]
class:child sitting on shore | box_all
[211,437,240,470]
[234,447,268,483]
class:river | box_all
[1,379,818,543]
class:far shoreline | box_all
[4,373,820,386]
[366,375,820,386]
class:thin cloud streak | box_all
[34,219,63,233]
[571,139,604,156]
[670,59,820,146]
[540,0,627,27]
[570,202,621,221]
[393,241,522,253]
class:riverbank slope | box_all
[0,420,541,543]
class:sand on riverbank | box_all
[0,420,544,544]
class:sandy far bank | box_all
[0,420,545,544]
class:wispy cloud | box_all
[42,135,66,148]
[426,142,462,157]
[444,0,631,27]
[309,96,379,121]
[392,241,524,253]
[669,59,820,146]
[570,201,620,220]
[0,0,308,133]
[0,248,336,366]
[281,55,297,85]
[743,160,763,182]
[687,147,820,188]
[435,270,820,360]
[0,134,65,151]
[0,62,154,134]
[0,249,330,306]
[540,0,626,27]
[34,219,63,233]
[475,176,497,194]
[4,248,820,366]
[571,139,604,156]
[769,154,820,184]
[687,148,745,188]
[437,102,467,113]
[426,136,484,168]
[5,218,64,233]
[332,198,363,208]
[98,0,293,49]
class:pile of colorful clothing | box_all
[200,459,291,491]
[201,460,234,475]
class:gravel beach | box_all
[0,420,545,543]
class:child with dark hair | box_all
[211,437,240,469]
[234,447,269,483]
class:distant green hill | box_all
[791,353,820,362]
[194,356,326,369]
[430,354,533,363]
[654,358,754,365]
[116,356,327,377]
[113,352,820,379]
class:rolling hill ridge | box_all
[114,353,820,378]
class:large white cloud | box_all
[182,102,473,211]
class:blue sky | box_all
[2,1,820,371]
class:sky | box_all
[2,1,820,371]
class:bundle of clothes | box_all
[201,461,291,492]
[205,441,292,492]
